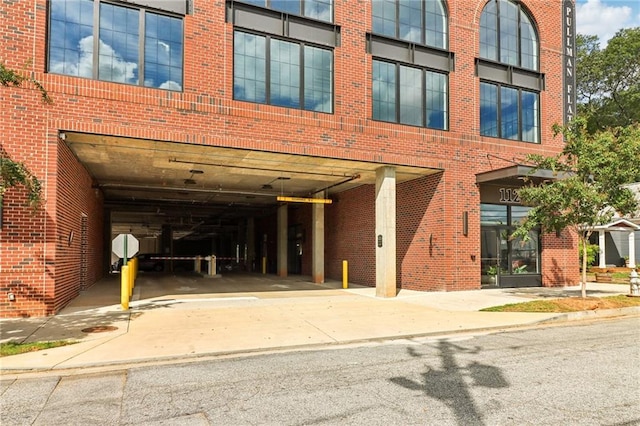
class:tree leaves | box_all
[577,28,640,132]
[0,156,43,211]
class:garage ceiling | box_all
[63,132,441,239]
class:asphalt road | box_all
[2,317,639,425]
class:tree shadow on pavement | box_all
[389,340,509,426]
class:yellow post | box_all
[262,257,267,274]
[121,265,130,310]
[128,260,134,297]
[342,260,348,289]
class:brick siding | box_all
[1,0,579,317]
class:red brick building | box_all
[1,0,579,318]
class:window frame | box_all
[234,0,334,23]
[372,58,449,130]
[47,0,185,91]
[233,30,334,113]
[479,0,539,71]
[479,80,540,143]
[371,0,448,50]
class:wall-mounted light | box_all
[8,293,16,302]
[462,211,469,236]
[58,131,66,141]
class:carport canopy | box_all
[62,132,441,239]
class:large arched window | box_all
[372,0,448,49]
[478,0,542,143]
[480,0,538,71]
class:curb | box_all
[537,306,640,323]
[2,307,639,379]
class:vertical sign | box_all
[563,0,576,124]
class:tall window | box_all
[372,0,447,49]
[234,31,333,113]
[48,0,184,91]
[479,0,538,71]
[478,0,541,142]
[373,60,447,130]
[237,0,333,22]
[480,82,539,142]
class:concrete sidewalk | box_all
[0,273,637,375]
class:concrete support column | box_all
[247,217,256,272]
[312,193,325,283]
[277,204,288,277]
[629,231,636,268]
[375,166,396,298]
[598,230,606,268]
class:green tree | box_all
[576,28,640,133]
[514,119,640,298]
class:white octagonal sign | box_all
[112,234,139,259]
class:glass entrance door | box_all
[480,204,541,288]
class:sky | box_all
[576,0,640,46]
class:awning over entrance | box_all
[476,164,568,186]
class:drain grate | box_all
[81,325,118,333]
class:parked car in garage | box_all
[111,253,165,273]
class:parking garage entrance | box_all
[63,132,438,291]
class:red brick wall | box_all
[1,0,578,316]
[326,185,376,285]
[54,140,104,311]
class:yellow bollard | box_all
[128,260,134,297]
[262,257,267,274]
[121,265,130,310]
[342,260,348,289]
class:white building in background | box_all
[592,183,640,268]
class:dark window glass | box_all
[479,0,538,71]
[305,0,333,22]
[304,46,333,113]
[481,204,507,225]
[271,0,300,15]
[399,65,422,125]
[499,0,518,66]
[233,31,333,113]
[425,0,447,49]
[500,86,518,140]
[479,0,497,61]
[237,0,333,22]
[270,39,300,108]
[480,82,498,137]
[372,0,397,38]
[144,13,183,90]
[521,89,539,143]
[481,82,539,142]
[399,1,422,43]
[373,60,447,130]
[372,0,447,49]
[426,71,447,130]
[234,32,267,103]
[98,3,139,84]
[48,0,94,78]
[520,13,537,71]
[48,0,183,91]
[373,60,396,122]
